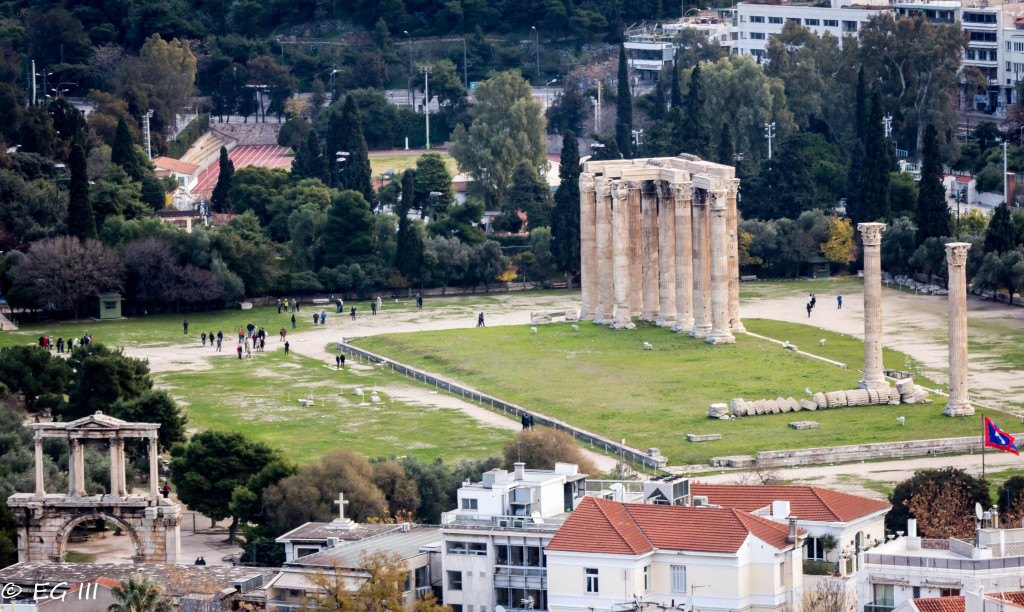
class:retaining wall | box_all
[337,342,668,469]
[756,433,1024,466]
[214,122,283,146]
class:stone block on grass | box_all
[789,421,821,430]
[687,433,722,442]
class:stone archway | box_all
[53,512,142,562]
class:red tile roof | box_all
[546,497,800,555]
[914,597,964,612]
[152,156,200,176]
[690,484,891,522]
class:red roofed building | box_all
[545,496,806,612]
[896,590,1024,612]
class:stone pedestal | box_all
[706,189,735,344]
[691,191,712,338]
[579,175,598,321]
[611,181,635,330]
[944,242,974,416]
[640,183,660,322]
[726,180,745,333]
[656,183,677,327]
[857,222,889,390]
[594,179,615,325]
[671,183,695,334]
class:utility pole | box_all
[463,38,469,90]
[531,26,540,82]
[143,110,154,160]
[883,114,893,139]
[764,122,776,161]
[404,31,413,109]
[31,60,36,105]
[421,66,433,150]
[1004,140,1009,203]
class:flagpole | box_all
[982,412,986,482]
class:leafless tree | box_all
[803,576,855,612]
[13,235,122,319]
[908,479,976,539]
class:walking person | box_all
[216,336,222,351]
[183,319,188,335]
[284,298,289,311]
[320,309,327,324]
[284,341,290,354]
[340,353,345,368]
[809,293,816,310]
[371,300,377,316]
[314,312,320,326]
[291,313,296,329]
[416,293,423,309]
[209,331,215,348]
[477,312,485,327]
[806,301,813,318]
[335,354,342,369]
[280,326,286,341]
[376,296,382,313]
[837,295,843,309]
[350,306,356,320]
[201,332,207,346]
[277,298,283,314]
[336,298,343,314]
[237,344,243,359]
[244,339,252,358]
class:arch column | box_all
[640,182,660,322]
[69,438,86,497]
[579,174,598,321]
[857,222,889,390]
[611,180,636,330]
[35,436,44,496]
[149,435,160,496]
[593,178,614,325]
[706,189,735,344]
[690,190,712,338]
[656,182,677,328]
[944,242,974,416]
[671,183,695,334]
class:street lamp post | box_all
[764,122,776,161]
[421,66,433,150]
[335,151,349,189]
[404,31,413,109]
[462,38,469,90]
[531,26,540,82]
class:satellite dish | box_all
[976,502,984,520]
[496,606,506,612]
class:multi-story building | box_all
[624,14,734,83]
[545,496,806,612]
[735,0,889,60]
[440,462,588,612]
[857,518,1024,612]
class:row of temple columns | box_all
[34,434,161,498]
[579,174,742,343]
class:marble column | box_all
[70,438,86,497]
[858,222,889,390]
[944,242,974,416]
[109,438,123,497]
[726,179,745,333]
[640,182,660,322]
[594,178,615,325]
[671,183,695,334]
[579,174,598,321]
[706,189,736,344]
[149,436,160,496]
[628,182,643,317]
[117,439,127,496]
[691,190,712,338]
[35,436,45,496]
[656,182,677,328]
[611,181,636,330]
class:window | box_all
[966,50,976,60]
[769,16,783,24]
[585,568,599,594]
[448,571,463,591]
[447,541,487,556]
[805,537,826,560]
[842,20,857,32]
[671,566,686,593]
[970,31,997,42]
[461,498,478,510]
[913,587,921,599]
[467,607,474,612]
[941,589,961,598]
[751,32,766,39]
[963,12,997,23]
[643,565,649,591]
[873,584,894,607]
[805,18,820,26]
[752,49,765,59]
[787,17,800,24]
[750,15,765,22]
[451,606,462,612]
[824,19,838,26]
[1015,42,1024,52]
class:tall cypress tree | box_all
[850,91,889,223]
[111,117,143,181]
[854,67,868,141]
[141,174,166,211]
[340,96,374,202]
[681,64,711,158]
[210,147,234,212]
[550,131,581,286]
[292,130,326,183]
[652,78,666,122]
[325,109,345,189]
[400,166,416,215]
[67,141,96,240]
[670,52,682,109]
[396,169,424,284]
[615,44,634,159]
[916,124,951,245]
[717,122,734,166]
[984,203,1018,254]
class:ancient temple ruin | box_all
[578,155,743,343]
[6,412,181,563]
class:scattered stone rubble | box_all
[882,271,948,296]
[709,378,932,418]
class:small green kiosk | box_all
[90,292,124,320]
[803,256,831,280]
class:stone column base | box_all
[610,320,636,330]
[944,402,975,417]
[655,314,676,328]
[592,313,609,325]
[690,324,712,339]
[731,321,746,333]
[672,318,695,334]
[706,330,736,345]
[857,378,890,390]
[639,313,656,322]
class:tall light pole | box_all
[462,38,469,89]
[764,122,776,161]
[421,66,433,150]
[883,114,893,139]
[143,109,154,160]
[531,26,540,82]
[403,31,413,108]
[276,37,284,65]
[336,151,349,189]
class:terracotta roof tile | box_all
[913,597,964,612]
[691,484,890,522]
[547,497,801,555]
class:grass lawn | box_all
[351,318,1013,466]
[369,153,458,181]
[65,550,97,563]
[154,349,511,464]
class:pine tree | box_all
[615,44,634,159]
[340,96,374,203]
[855,67,868,142]
[985,202,1018,254]
[111,117,143,181]
[210,147,234,212]
[916,124,951,245]
[141,174,166,211]
[67,141,96,240]
[292,130,326,182]
[550,131,581,287]
[717,122,733,166]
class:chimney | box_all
[787,517,798,544]
[908,519,917,538]
[514,462,525,480]
[772,500,790,520]
[991,506,1000,529]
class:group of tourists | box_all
[520,413,536,429]
[277,298,303,313]
[39,335,92,353]
[312,310,328,325]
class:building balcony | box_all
[494,567,547,590]
[864,604,895,612]
[441,512,564,532]
[628,59,669,71]
[803,559,841,575]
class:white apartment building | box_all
[624,13,734,83]
[735,0,889,60]
[857,518,1024,612]
[440,462,588,612]
[545,496,806,612]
